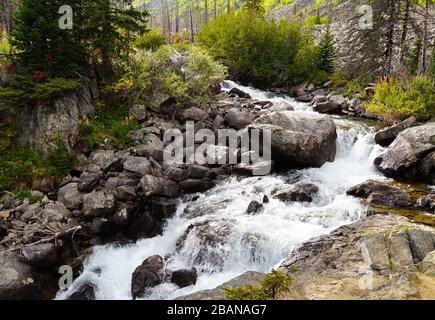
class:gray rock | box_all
[57,183,83,210]
[179,179,215,193]
[88,150,117,171]
[82,191,116,217]
[270,101,294,112]
[151,199,178,220]
[0,253,44,299]
[187,165,213,179]
[314,101,341,114]
[22,243,58,269]
[123,156,152,176]
[246,200,264,215]
[374,122,435,183]
[254,111,337,168]
[91,218,117,236]
[129,104,147,122]
[134,145,164,163]
[112,203,132,226]
[131,255,164,299]
[407,229,435,263]
[374,117,417,147]
[422,251,435,276]
[140,175,180,198]
[361,234,391,271]
[163,167,187,182]
[77,171,102,192]
[182,107,208,121]
[416,193,435,212]
[41,202,70,223]
[225,108,253,129]
[274,184,319,203]
[347,180,413,208]
[171,268,198,288]
[229,87,251,99]
[114,186,137,201]
[67,282,96,300]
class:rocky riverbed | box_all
[1,80,434,300]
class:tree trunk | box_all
[189,0,195,43]
[214,0,217,18]
[383,0,397,75]
[421,0,429,73]
[204,0,209,23]
[399,0,411,63]
[227,0,231,14]
[175,1,180,33]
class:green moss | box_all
[385,181,432,201]
[370,206,435,227]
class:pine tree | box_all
[318,24,336,74]
[10,0,86,77]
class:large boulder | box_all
[374,122,435,183]
[0,253,44,299]
[77,171,102,193]
[131,255,164,299]
[347,180,413,208]
[82,191,116,217]
[171,268,198,288]
[123,156,152,176]
[225,108,253,129]
[57,183,84,210]
[274,184,319,203]
[22,243,58,269]
[374,117,417,147]
[254,111,337,168]
[139,175,180,198]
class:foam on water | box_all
[57,81,385,300]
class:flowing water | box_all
[57,81,386,300]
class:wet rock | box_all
[374,122,435,183]
[374,117,417,147]
[113,203,133,226]
[225,108,253,129]
[254,111,337,168]
[140,175,180,198]
[416,193,435,212]
[82,191,116,217]
[179,179,215,193]
[407,229,435,263]
[91,218,117,236]
[131,255,164,299]
[0,253,44,299]
[187,165,214,179]
[22,243,58,269]
[57,183,84,210]
[274,184,319,203]
[128,211,161,240]
[246,201,264,215]
[151,199,178,221]
[171,268,198,288]
[347,180,413,208]
[422,251,435,276]
[114,186,137,201]
[129,104,147,123]
[77,171,102,193]
[67,282,96,300]
[262,195,269,203]
[163,167,187,182]
[314,101,341,114]
[182,107,208,122]
[229,87,251,99]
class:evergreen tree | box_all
[10,0,86,77]
[244,0,265,15]
[318,24,336,74]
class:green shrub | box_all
[365,76,435,122]
[224,270,293,300]
[116,45,226,106]
[13,189,43,204]
[80,104,138,151]
[197,12,319,87]
[135,28,166,51]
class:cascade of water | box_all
[57,82,385,300]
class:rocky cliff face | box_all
[270,0,435,76]
[13,85,95,154]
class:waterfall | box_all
[57,82,385,300]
